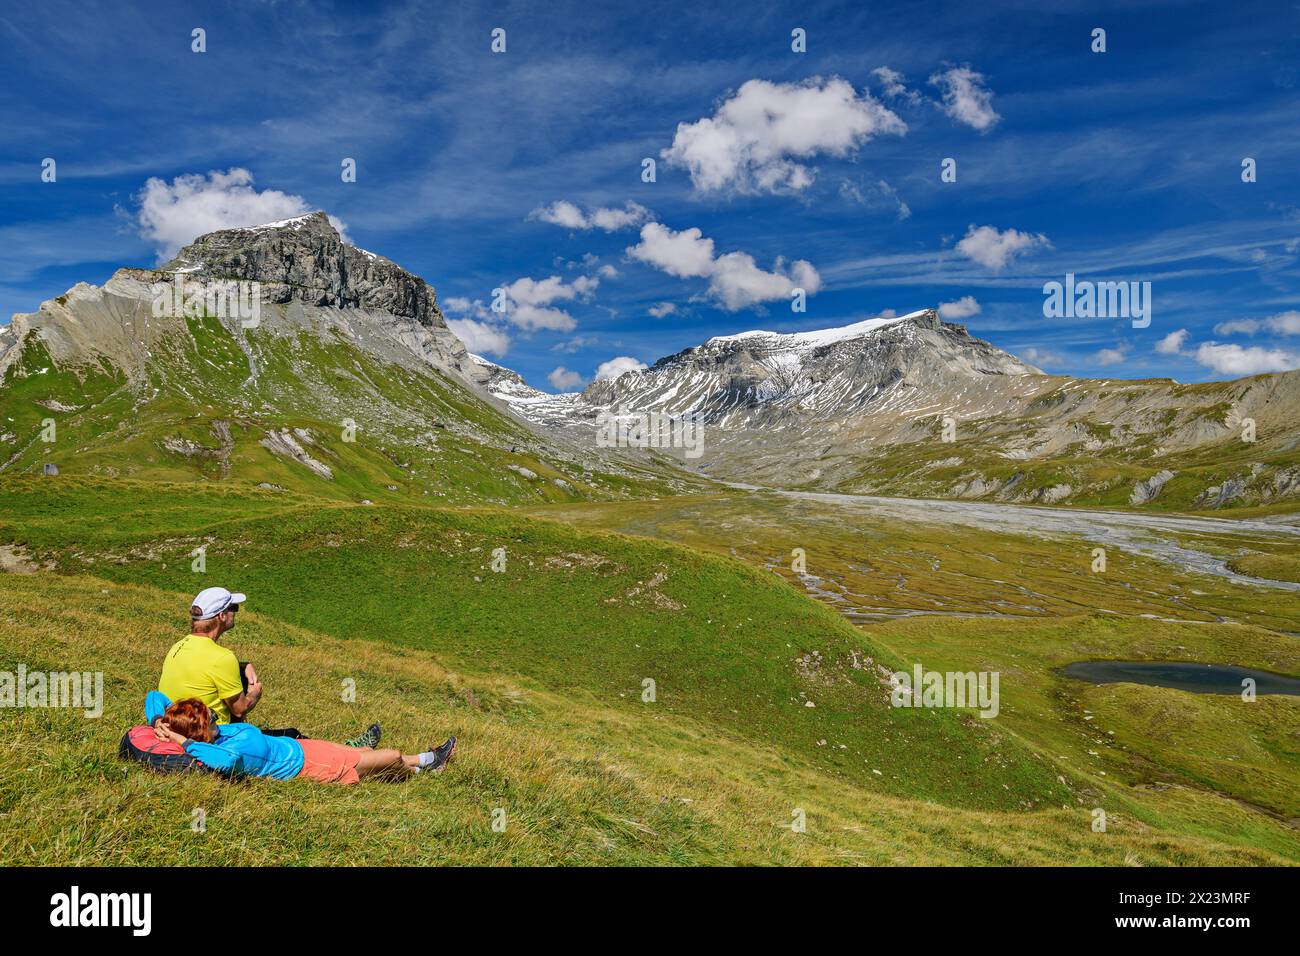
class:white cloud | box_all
[1214,310,1300,336]
[496,274,599,331]
[443,297,511,356]
[929,66,1000,132]
[872,67,921,104]
[552,335,597,353]
[529,200,651,232]
[589,204,650,232]
[711,251,821,311]
[443,296,493,320]
[661,77,905,194]
[446,318,510,357]
[1214,319,1261,335]
[548,366,585,390]
[955,224,1050,271]
[135,167,348,260]
[1194,342,1300,376]
[596,263,620,279]
[594,356,648,381]
[627,223,716,278]
[627,222,821,311]
[1272,310,1300,334]
[1021,346,1064,367]
[1094,345,1129,366]
[532,200,586,230]
[938,295,981,319]
[1154,328,1189,354]
[648,302,678,318]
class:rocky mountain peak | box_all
[570,307,1040,417]
[164,211,446,329]
[0,210,472,389]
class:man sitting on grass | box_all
[160,587,257,724]
[156,586,379,748]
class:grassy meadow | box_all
[0,478,1297,864]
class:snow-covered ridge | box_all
[704,310,926,349]
[245,214,318,231]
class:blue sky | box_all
[2,0,1298,390]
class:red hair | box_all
[164,698,216,742]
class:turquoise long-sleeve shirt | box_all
[144,691,305,779]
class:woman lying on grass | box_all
[145,691,455,785]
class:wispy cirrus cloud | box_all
[871,67,922,105]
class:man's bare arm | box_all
[226,666,263,718]
[225,686,262,718]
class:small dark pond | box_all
[1061,661,1300,696]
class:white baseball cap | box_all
[190,586,247,620]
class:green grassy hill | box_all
[0,313,685,505]
[0,572,1289,866]
[1,479,1296,864]
[0,477,1061,810]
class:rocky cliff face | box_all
[164,212,443,327]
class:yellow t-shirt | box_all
[158,635,243,723]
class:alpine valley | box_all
[3,214,1298,868]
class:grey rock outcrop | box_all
[1131,470,1176,505]
[1198,477,1246,508]
[259,428,333,479]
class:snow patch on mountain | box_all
[704,311,921,349]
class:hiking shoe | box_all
[345,722,382,748]
[426,736,457,772]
